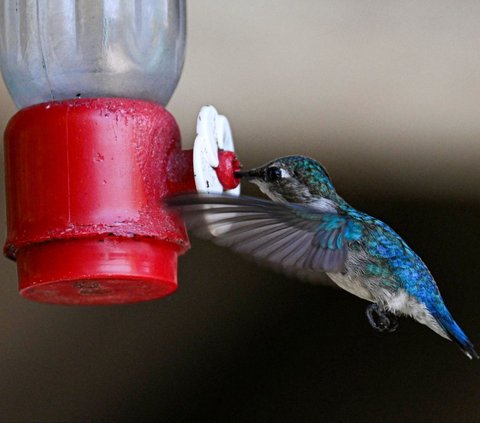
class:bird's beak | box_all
[234,169,260,180]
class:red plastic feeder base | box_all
[17,237,178,305]
[4,98,190,305]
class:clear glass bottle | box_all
[0,0,186,108]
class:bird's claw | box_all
[366,303,399,333]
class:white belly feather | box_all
[326,271,374,302]
[326,252,448,339]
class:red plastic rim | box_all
[216,150,242,190]
[16,236,178,305]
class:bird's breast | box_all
[326,271,375,302]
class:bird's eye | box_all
[266,166,282,182]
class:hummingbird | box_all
[166,155,478,359]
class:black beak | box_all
[234,169,259,180]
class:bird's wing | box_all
[165,194,354,283]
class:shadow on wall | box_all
[0,186,479,422]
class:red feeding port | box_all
[216,150,242,190]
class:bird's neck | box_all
[309,192,352,214]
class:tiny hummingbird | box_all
[166,155,478,359]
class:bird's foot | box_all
[366,303,399,333]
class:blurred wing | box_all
[165,194,351,281]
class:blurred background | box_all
[1,1,480,421]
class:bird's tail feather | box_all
[437,315,478,359]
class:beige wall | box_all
[2,1,480,202]
[170,0,480,201]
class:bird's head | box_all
[235,155,338,207]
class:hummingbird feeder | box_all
[0,1,241,305]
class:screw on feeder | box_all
[192,105,242,196]
[165,106,242,195]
